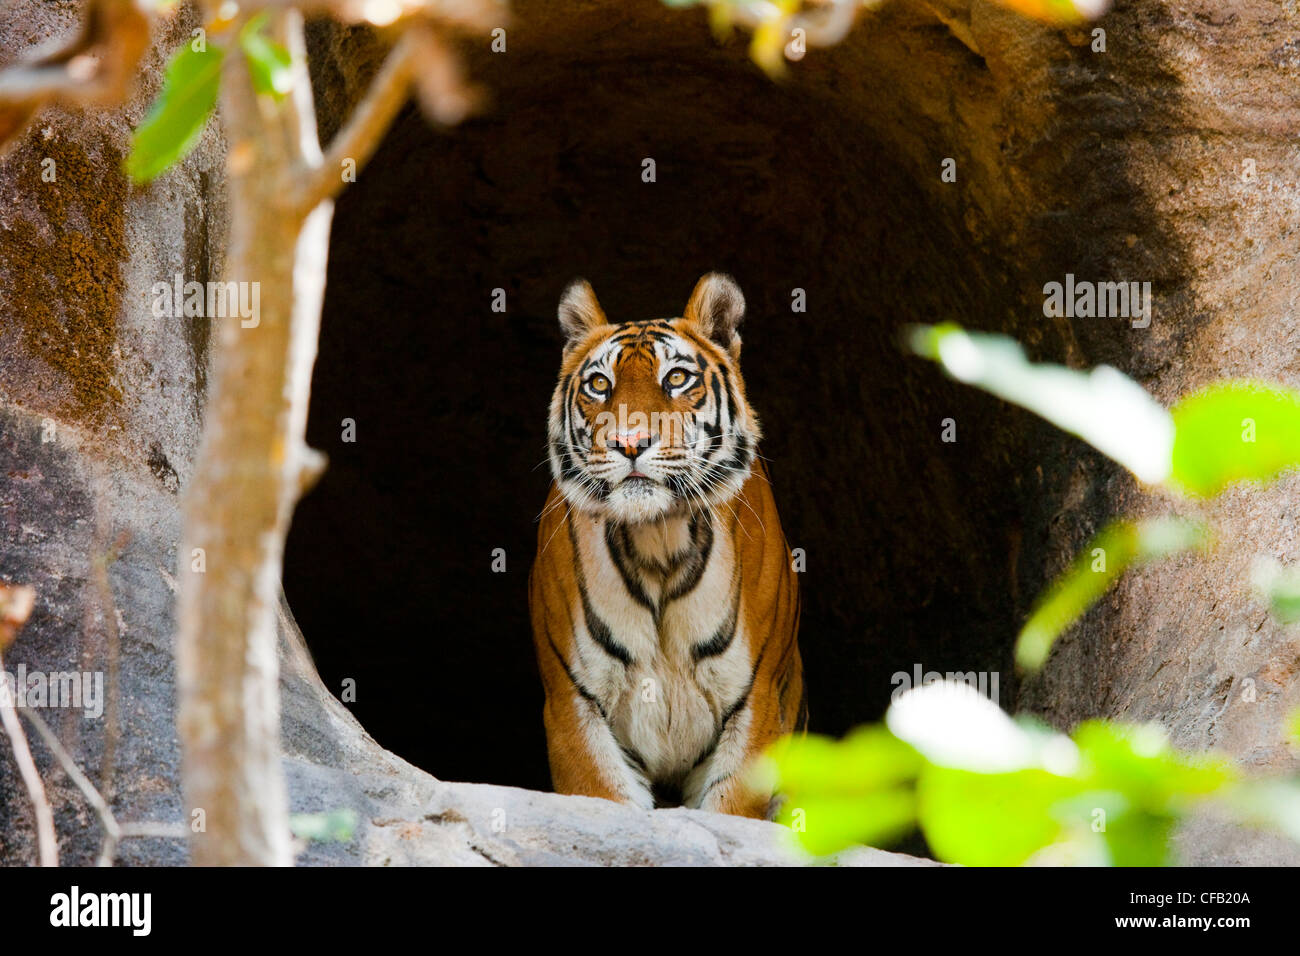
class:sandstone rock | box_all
[2,0,1298,866]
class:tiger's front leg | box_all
[689,761,772,819]
[683,667,803,820]
[678,694,771,820]
[540,674,654,810]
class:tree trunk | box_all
[176,11,330,866]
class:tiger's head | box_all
[546,273,761,524]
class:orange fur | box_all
[531,462,804,816]
[529,275,804,819]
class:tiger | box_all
[528,272,805,820]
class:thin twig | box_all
[227,0,503,33]
[20,706,122,866]
[120,821,188,840]
[23,703,189,865]
[0,650,58,866]
[728,0,868,46]
[88,472,124,804]
[289,32,420,215]
[0,0,150,154]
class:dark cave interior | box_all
[282,13,1073,795]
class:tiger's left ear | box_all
[684,272,744,357]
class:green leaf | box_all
[757,726,922,795]
[887,682,1088,864]
[1067,722,1235,865]
[918,765,1081,866]
[759,727,923,856]
[908,324,1175,484]
[1016,518,1207,670]
[1218,778,1300,844]
[1099,810,1175,866]
[126,42,225,183]
[1073,721,1237,802]
[756,708,1273,865]
[289,808,358,843]
[1250,558,1300,624]
[887,680,1080,773]
[779,790,917,857]
[993,0,1107,26]
[1169,381,1300,497]
[240,15,293,99]
[916,721,1233,866]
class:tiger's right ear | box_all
[558,279,610,348]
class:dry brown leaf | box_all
[284,0,506,32]
[0,583,36,652]
[409,24,482,126]
[0,0,151,155]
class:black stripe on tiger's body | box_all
[532,273,804,819]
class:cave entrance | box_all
[283,5,1041,793]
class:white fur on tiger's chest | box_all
[570,512,754,789]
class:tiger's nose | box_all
[608,431,654,459]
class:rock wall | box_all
[0,1,223,865]
[1,0,1299,865]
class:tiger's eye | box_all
[590,374,610,393]
[666,370,687,388]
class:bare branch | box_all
[0,649,58,866]
[407,23,482,125]
[0,584,35,652]
[0,0,150,155]
[727,0,870,48]
[289,31,420,215]
[120,821,189,839]
[175,10,328,865]
[22,704,186,866]
[231,0,504,32]
[20,707,123,866]
[86,472,125,803]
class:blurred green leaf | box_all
[779,791,916,857]
[126,42,224,183]
[1016,518,1207,670]
[1288,708,1300,747]
[1250,558,1300,624]
[759,727,922,855]
[290,808,357,843]
[240,14,293,99]
[1219,778,1300,844]
[1073,721,1237,801]
[918,765,1079,865]
[762,682,1289,866]
[915,719,1234,866]
[757,725,922,794]
[994,0,1108,25]
[1169,380,1300,497]
[1059,722,1233,865]
[888,680,1080,773]
[912,330,1300,502]
[1099,810,1174,866]
[749,16,790,77]
[909,324,1175,484]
